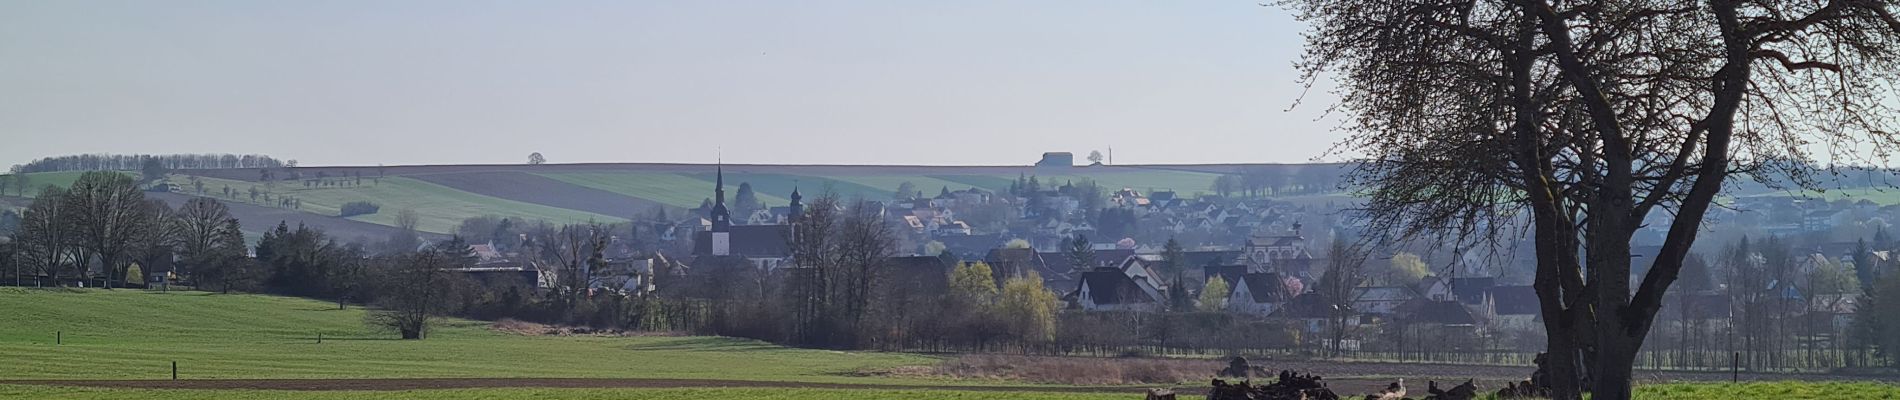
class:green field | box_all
[0,386,1132,400]
[1740,187,1900,205]
[0,288,931,382]
[1,288,1891,399]
[1,171,131,198]
[538,172,739,209]
[163,175,621,234]
[5,382,1895,400]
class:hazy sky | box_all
[0,0,1339,167]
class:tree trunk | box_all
[1593,335,1639,400]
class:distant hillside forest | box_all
[9,153,289,174]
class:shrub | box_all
[340,201,381,217]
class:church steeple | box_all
[788,187,804,223]
[710,163,731,231]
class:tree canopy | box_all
[1288,0,1900,397]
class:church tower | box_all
[788,187,804,223]
[710,163,732,232]
[708,164,733,256]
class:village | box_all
[412,155,1897,371]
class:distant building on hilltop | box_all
[1036,152,1074,167]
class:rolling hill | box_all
[120,162,1348,235]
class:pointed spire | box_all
[711,160,731,232]
[715,161,727,205]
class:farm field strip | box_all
[3,171,131,198]
[536,172,725,209]
[165,175,620,234]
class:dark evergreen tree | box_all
[1066,234,1094,273]
[733,182,760,219]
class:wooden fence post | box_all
[172,361,177,380]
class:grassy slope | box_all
[0,289,931,383]
[165,176,620,234]
[3,171,128,198]
[538,172,744,209]
[1739,187,1900,204]
[138,166,1229,234]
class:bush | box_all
[339,201,381,217]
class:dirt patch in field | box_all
[931,354,1218,386]
[489,319,687,337]
[408,171,663,217]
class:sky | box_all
[0,0,1339,168]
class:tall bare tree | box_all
[832,198,896,348]
[528,222,610,308]
[173,197,242,279]
[1317,238,1369,358]
[16,186,75,284]
[65,172,156,288]
[368,242,473,339]
[788,191,840,346]
[1288,0,1900,398]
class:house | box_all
[1271,292,1346,338]
[1115,254,1170,295]
[1202,264,1248,292]
[1183,250,1244,268]
[1449,277,1497,305]
[1075,267,1163,312]
[1803,209,1843,232]
[470,244,510,267]
[1351,286,1419,316]
[1037,152,1075,167]
[985,248,1048,282]
[1039,249,1135,275]
[1809,294,1861,333]
[1243,226,1313,276]
[886,254,957,295]
[1418,276,1456,302]
[594,254,671,295]
[1228,272,1292,316]
[1397,298,1483,332]
[936,234,1003,259]
[1481,285,1541,332]
[933,220,973,236]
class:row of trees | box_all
[1209,166,1345,198]
[11,172,187,288]
[0,174,31,197]
[11,154,287,174]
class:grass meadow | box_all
[1,288,1894,399]
[5,382,1895,400]
[0,288,931,383]
[161,175,620,234]
[0,386,1134,400]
